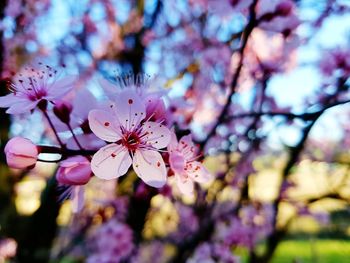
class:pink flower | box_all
[4,137,38,169]
[56,156,92,185]
[168,133,212,194]
[88,89,171,188]
[0,64,76,114]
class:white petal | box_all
[98,77,118,96]
[88,109,121,142]
[141,121,171,149]
[91,144,132,180]
[47,76,76,99]
[114,90,146,130]
[133,149,167,188]
[6,100,38,114]
[175,173,194,195]
[187,161,212,183]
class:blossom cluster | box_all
[0,66,212,210]
[1,0,349,262]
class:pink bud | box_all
[53,100,72,124]
[4,137,38,169]
[56,156,92,185]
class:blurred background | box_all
[0,0,350,262]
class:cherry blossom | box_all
[0,64,76,114]
[168,133,212,194]
[88,89,171,187]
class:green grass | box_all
[236,239,350,263]
[269,239,350,263]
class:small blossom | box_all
[88,89,171,188]
[4,137,38,169]
[87,219,134,263]
[56,156,92,185]
[0,63,76,114]
[168,133,212,195]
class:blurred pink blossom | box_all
[87,219,134,263]
[0,64,76,114]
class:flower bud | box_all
[56,156,92,185]
[276,1,293,16]
[4,137,38,169]
[53,100,72,124]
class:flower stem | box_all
[41,109,65,148]
[67,123,84,150]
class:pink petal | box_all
[66,133,106,150]
[169,152,186,174]
[167,131,179,152]
[114,90,146,130]
[72,89,98,120]
[47,76,76,99]
[178,134,197,159]
[187,161,212,183]
[0,94,19,107]
[71,186,85,213]
[91,144,131,180]
[133,149,167,188]
[141,121,171,149]
[179,135,194,148]
[88,109,121,142]
[6,100,39,114]
[175,173,194,195]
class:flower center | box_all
[122,131,141,152]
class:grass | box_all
[240,239,350,263]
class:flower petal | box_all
[98,77,118,96]
[66,133,106,150]
[47,75,76,99]
[133,149,167,188]
[178,134,197,159]
[71,186,85,213]
[88,109,121,142]
[114,90,146,130]
[187,161,212,183]
[72,89,98,121]
[175,173,194,195]
[167,130,179,152]
[0,94,20,108]
[169,152,186,174]
[6,100,38,114]
[141,121,171,149]
[91,144,132,180]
